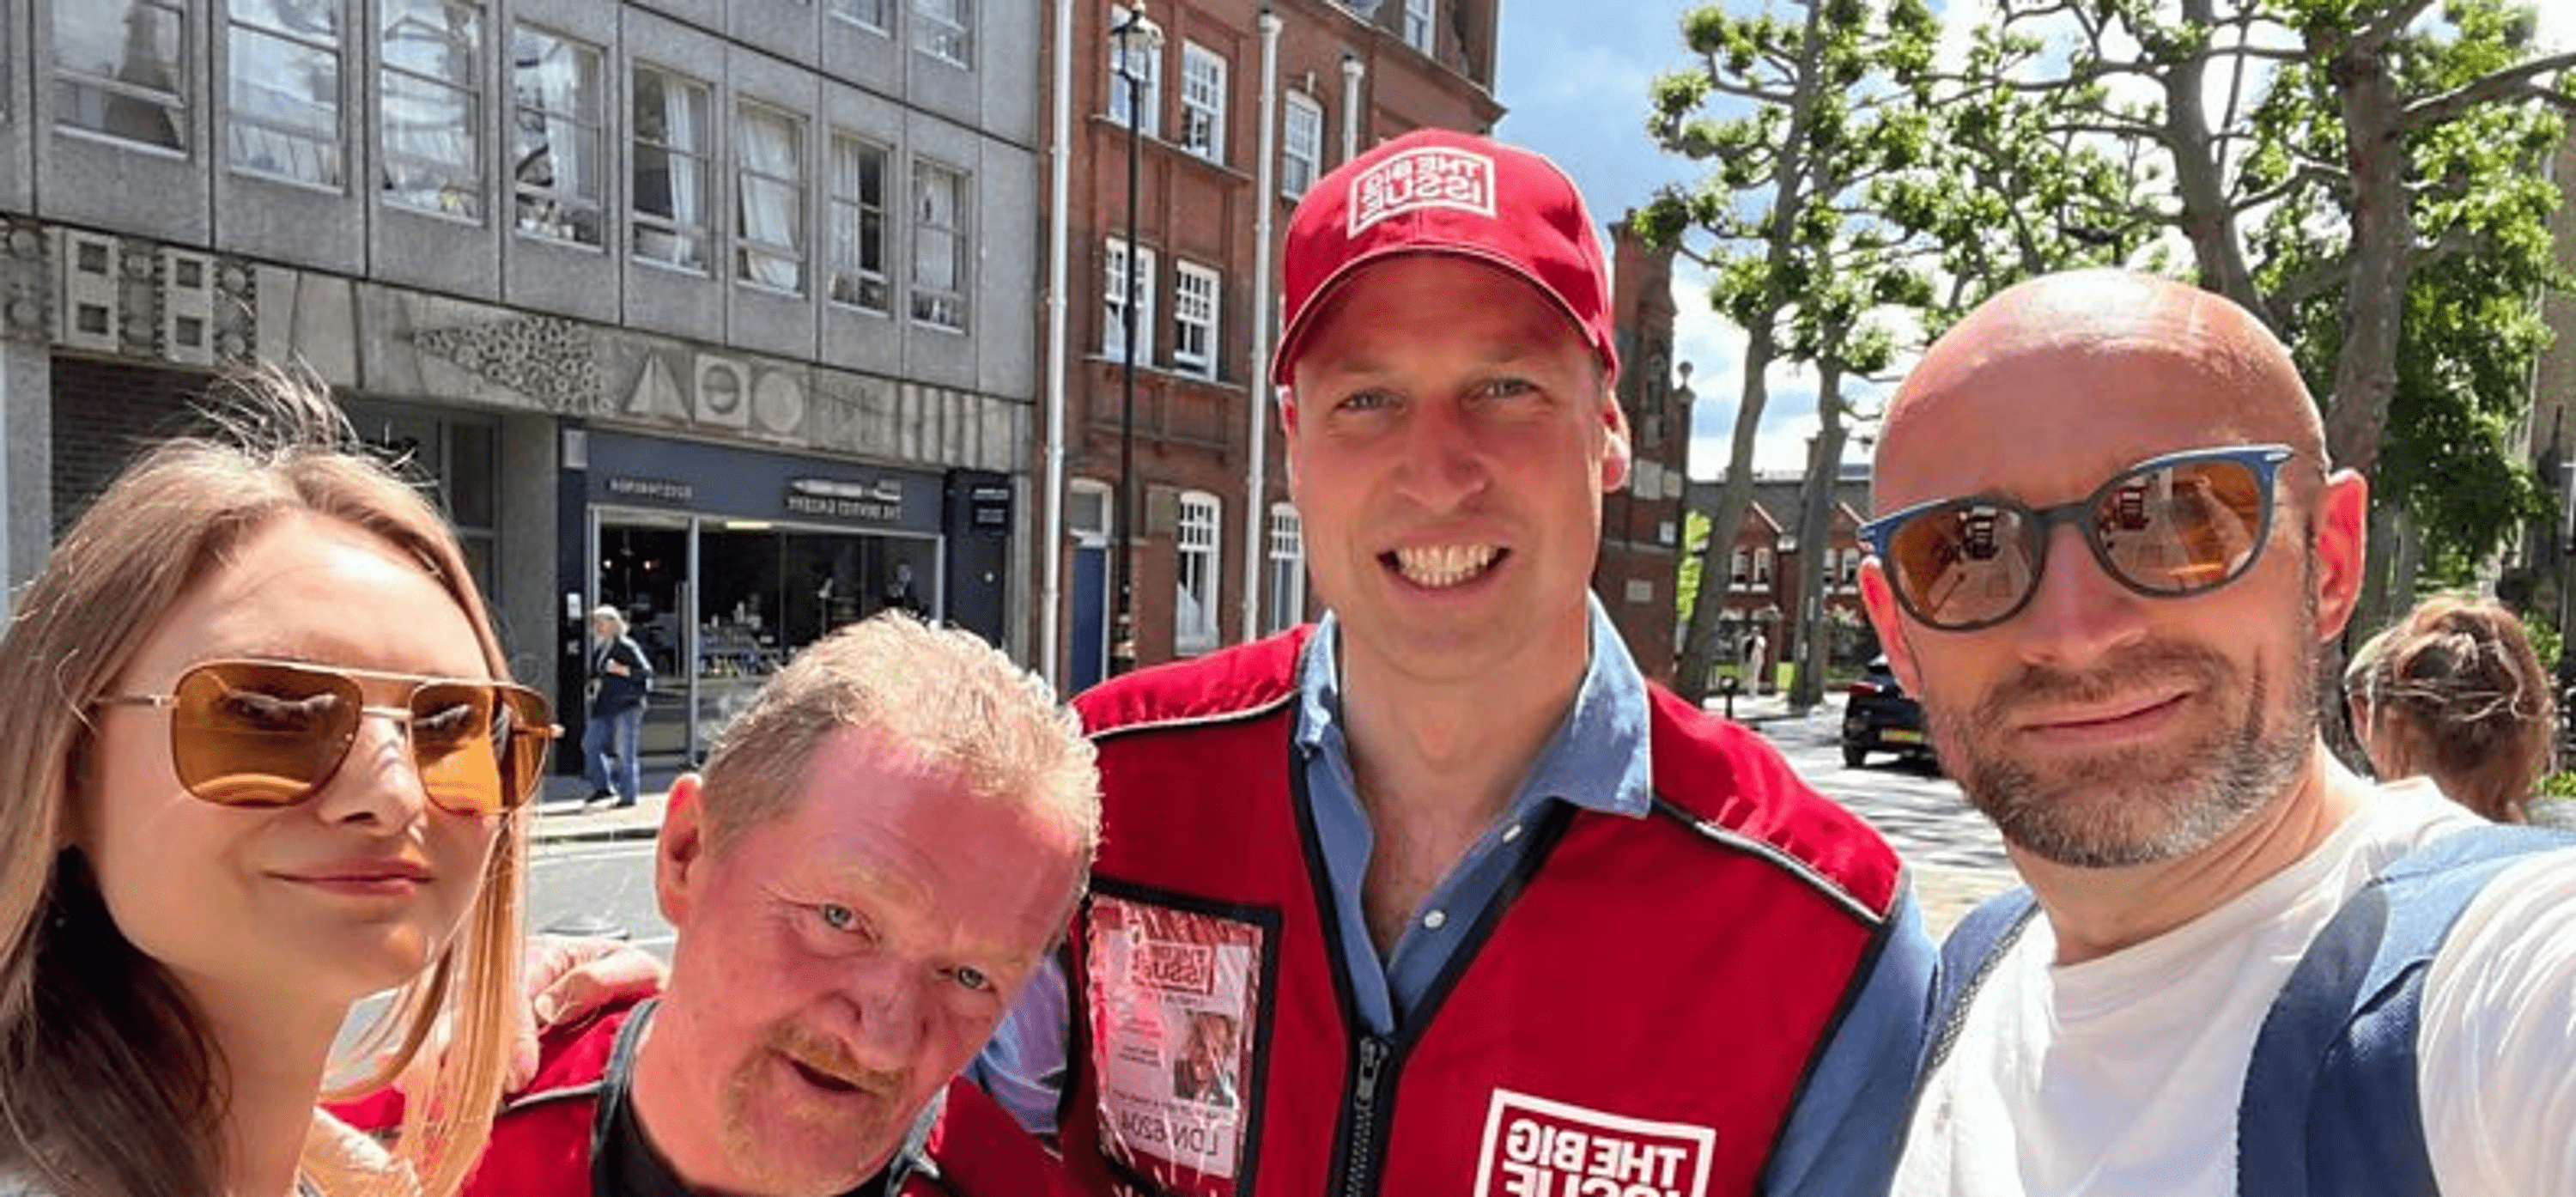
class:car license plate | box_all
[1882,729,1925,744]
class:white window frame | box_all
[1281,91,1321,198]
[1266,503,1306,635]
[1172,261,1220,379]
[911,156,970,330]
[1103,237,1156,362]
[630,63,711,273]
[1729,547,1750,588]
[1753,547,1774,586]
[380,0,485,219]
[829,0,891,33]
[1178,43,1224,162]
[1106,6,1160,139]
[510,24,605,246]
[1403,0,1434,54]
[826,131,890,313]
[56,0,189,152]
[734,100,806,295]
[228,0,343,187]
[914,0,971,67]
[1176,491,1223,656]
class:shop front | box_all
[571,429,976,766]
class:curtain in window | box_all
[914,168,958,295]
[738,111,802,290]
[513,33,598,240]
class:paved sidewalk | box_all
[527,770,680,848]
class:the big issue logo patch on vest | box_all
[1473,1089,1716,1197]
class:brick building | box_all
[1048,0,1504,691]
[1593,216,1691,678]
[1685,464,1875,678]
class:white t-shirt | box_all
[1896,783,2576,1195]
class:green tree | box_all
[1901,0,2573,608]
[1640,0,1941,702]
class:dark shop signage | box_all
[586,431,940,534]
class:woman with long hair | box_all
[0,368,553,1197]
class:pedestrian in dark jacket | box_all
[585,605,652,809]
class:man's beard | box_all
[716,1018,909,1194]
[1922,605,2318,869]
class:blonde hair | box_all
[2345,593,2556,823]
[697,613,1100,867]
[0,366,522,1197]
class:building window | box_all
[510,26,603,246]
[1267,503,1305,635]
[911,158,969,330]
[1106,6,1159,138]
[1179,43,1224,162]
[736,100,805,294]
[1173,261,1219,379]
[829,0,890,32]
[1281,92,1321,198]
[55,0,188,151]
[827,132,890,313]
[1753,548,1773,586]
[1103,238,1155,362]
[1729,548,1749,586]
[631,64,710,272]
[1403,0,1434,53]
[1176,491,1222,655]
[914,0,970,67]
[228,0,343,186]
[380,0,483,219]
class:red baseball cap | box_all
[1269,127,1619,388]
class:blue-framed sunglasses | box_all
[1858,444,2297,633]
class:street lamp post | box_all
[1109,3,1162,677]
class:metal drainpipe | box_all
[1242,6,1283,641]
[1037,0,1074,684]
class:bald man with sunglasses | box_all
[1865,269,2576,1196]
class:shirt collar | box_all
[1294,594,1654,820]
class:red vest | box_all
[1057,630,1906,1197]
[334,1000,1076,1196]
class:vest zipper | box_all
[1336,1036,1394,1196]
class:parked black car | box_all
[1842,656,1935,769]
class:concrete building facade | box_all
[3,0,1044,766]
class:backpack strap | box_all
[1921,885,2039,1079]
[2237,824,2576,1197]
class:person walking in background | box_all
[583,605,652,811]
[2344,593,2557,824]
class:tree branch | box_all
[1698,74,1798,106]
[2402,51,2576,130]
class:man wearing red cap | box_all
[978,129,1933,1197]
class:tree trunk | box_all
[2318,29,2412,481]
[2166,0,2272,324]
[1787,363,1849,713]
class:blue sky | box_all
[1494,0,1833,479]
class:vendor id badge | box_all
[1086,893,1268,1190]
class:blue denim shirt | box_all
[1297,598,1654,1031]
